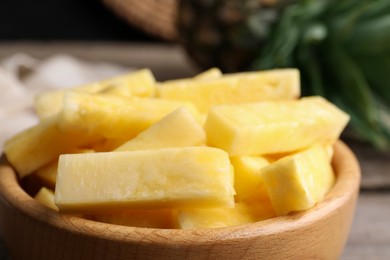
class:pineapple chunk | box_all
[34,69,156,119]
[193,67,222,80]
[3,116,99,178]
[177,201,275,229]
[34,148,95,187]
[158,68,222,86]
[54,147,235,214]
[58,91,200,139]
[95,210,177,229]
[204,96,350,156]
[34,187,58,211]
[230,155,270,202]
[161,67,222,86]
[158,69,300,113]
[261,145,335,216]
[115,108,205,151]
[34,160,58,189]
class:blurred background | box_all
[0,0,158,42]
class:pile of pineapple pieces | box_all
[4,67,350,229]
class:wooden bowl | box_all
[0,141,360,260]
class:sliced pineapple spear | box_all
[3,116,100,178]
[230,155,270,203]
[177,201,275,229]
[92,108,206,227]
[34,148,95,188]
[205,96,350,156]
[261,144,335,216]
[54,147,235,214]
[193,67,222,79]
[115,107,205,151]
[34,68,156,119]
[158,68,300,113]
[3,67,351,228]
[58,91,200,139]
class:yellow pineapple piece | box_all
[90,138,129,152]
[34,187,58,211]
[230,155,270,202]
[34,148,95,187]
[3,116,99,178]
[158,69,300,113]
[115,108,205,151]
[177,201,275,229]
[95,210,177,229]
[58,91,200,140]
[34,160,58,189]
[204,96,350,156]
[54,147,235,214]
[261,145,335,216]
[159,68,222,87]
[34,69,156,119]
[193,67,222,80]
[34,91,68,119]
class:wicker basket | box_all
[102,0,178,41]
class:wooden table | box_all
[0,42,389,259]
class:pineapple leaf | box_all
[252,0,390,150]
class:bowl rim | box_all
[0,140,361,245]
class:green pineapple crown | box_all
[178,0,390,150]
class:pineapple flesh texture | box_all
[34,148,95,188]
[230,155,270,202]
[54,147,235,214]
[34,69,156,119]
[160,67,222,86]
[34,160,58,189]
[115,108,206,151]
[193,67,222,79]
[261,145,335,216]
[58,91,200,140]
[158,69,300,113]
[204,96,350,156]
[3,116,99,178]
[177,201,275,229]
[34,187,58,211]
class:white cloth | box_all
[0,54,130,150]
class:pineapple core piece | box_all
[58,91,200,139]
[177,201,275,229]
[230,155,270,202]
[34,68,156,119]
[54,147,235,214]
[115,108,206,151]
[261,145,335,216]
[204,96,350,156]
[158,69,300,113]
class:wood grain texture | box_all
[0,141,360,260]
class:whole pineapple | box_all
[177,0,295,72]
